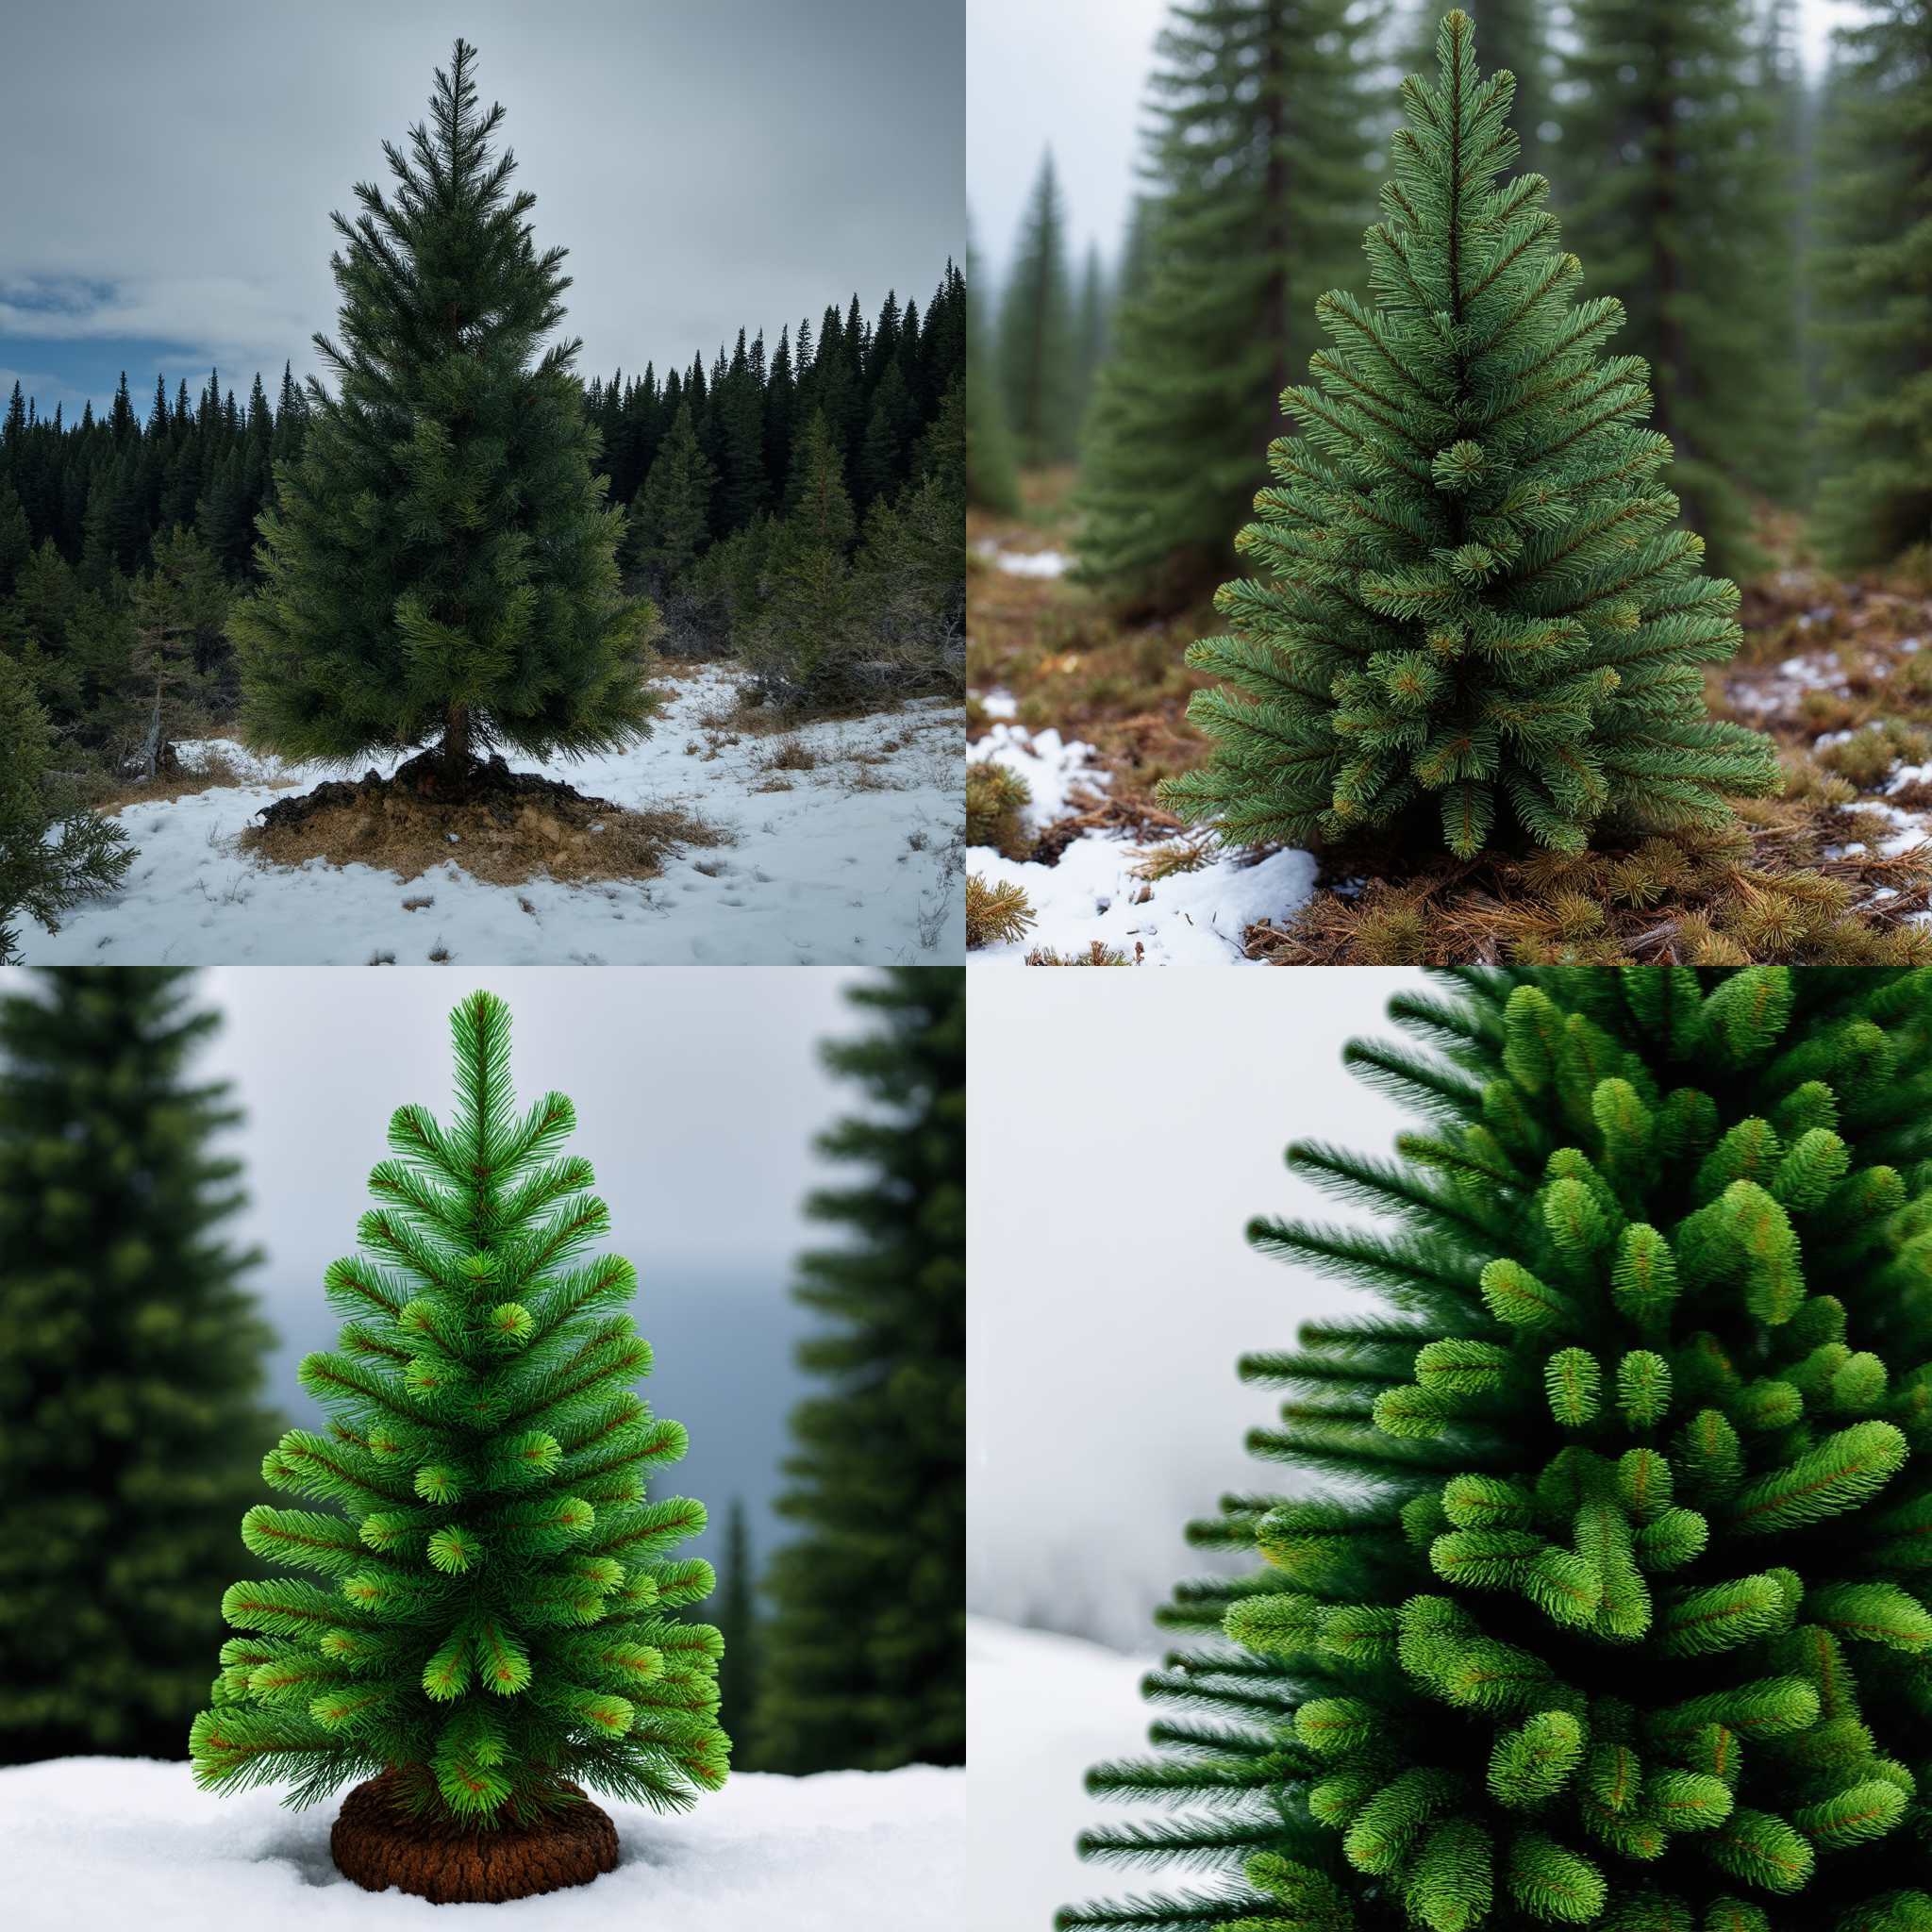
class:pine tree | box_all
[0,968,275,1759]
[1409,0,1554,183]
[752,970,964,1773]
[1160,14,1780,861]
[1074,0,1385,603]
[230,42,653,782]
[996,151,1080,469]
[190,991,728,1840]
[966,225,1021,513]
[624,402,716,595]
[0,477,29,598]
[714,1500,759,1751]
[746,411,858,704]
[1811,3,1932,574]
[0,658,130,962]
[1074,241,1109,429]
[1557,0,1804,573]
[1065,963,1932,1932]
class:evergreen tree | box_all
[1161,15,1780,861]
[1065,963,1932,1932]
[0,968,274,1758]
[0,478,29,598]
[624,402,716,595]
[966,225,1022,513]
[1558,0,1804,572]
[230,41,654,782]
[191,991,728,1832]
[996,151,1080,468]
[752,970,964,1774]
[1074,0,1384,603]
[746,410,858,703]
[0,658,130,962]
[1074,241,1109,428]
[1811,2,1932,573]
[714,1500,759,1752]
[1412,0,1555,182]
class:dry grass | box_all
[96,745,276,812]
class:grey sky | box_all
[968,966,1424,1651]
[0,0,963,419]
[970,0,1864,288]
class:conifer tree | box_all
[230,42,654,783]
[1065,964,1932,1932]
[1074,0,1385,603]
[0,968,275,1759]
[190,991,727,1848]
[747,412,858,704]
[1074,241,1109,428]
[996,152,1080,469]
[1161,14,1780,860]
[966,226,1022,513]
[624,402,716,595]
[714,1499,759,1751]
[753,970,964,1773]
[1811,2,1932,573]
[1557,0,1804,572]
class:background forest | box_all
[966,0,1932,965]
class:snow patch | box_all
[0,1756,961,1932]
[969,721,1106,825]
[972,538,1069,579]
[20,667,964,966]
[974,688,1017,722]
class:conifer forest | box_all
[967,0,1932,968]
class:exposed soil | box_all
[241,748,725,885]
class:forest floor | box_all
[24,662,964,966]
[967,474,1932,964]
[0,1755,962,1930]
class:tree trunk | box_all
[441,702,471,782]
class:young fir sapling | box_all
[1160,13,1779,861]
[1064,965,1932,1932]
[190,991,725,1873]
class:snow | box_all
[17,666,964,966]
[967,721,1318,965]
[972,537,1069,579]
[974,688,1018,721]
[965,1618,1156,1932]
[0,1755,961,1932]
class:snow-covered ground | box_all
[972,539,1068,579]
[966,711,1317,964]
[21,665,963,966]
[0,1756,961,1931]
[966,1617,1156,1932]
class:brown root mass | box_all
[330,1773,619,1904]
[241,749,724,885]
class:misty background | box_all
[967,966,1427,1653]
[1,0,964,420]
[0,963,869,1568]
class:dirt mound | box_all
[242,749,724,884]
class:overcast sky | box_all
[970,0,1866,285]
[968,966,1425,1651]
[0,0,963,423]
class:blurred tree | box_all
[1811,0,1932,573]
[1074,0,1384,607]
[1074,241,1110,432]
[0,968,273,1758]
[752,969,964,1772]
[996,151,1080,468]
[713,1500,760,1751]
[965,224,1021,513]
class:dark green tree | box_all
[1065,964,1932,1932]
[1161,15,1780,860]
[1074,0,1384,603]
[752,969,964,1773]
[191,991,728,1827]
[1074,241,1109,429]
[966,224,1022,513]
[0,969,274,1759]
[0,478,29,598]
[624,402,716,595]
[996,151,1080,469]
[1557,0,1804,573]
[714,1500,759,1751]
[230,41,654,783]
[746,412,858,703]
[1811,2,1932,573]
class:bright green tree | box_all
[1557,0,1804,573]
[1065,964,1932,1932]
[1161,14,1779,861]
[231,42,654,783]
[996,152,1080,469]
[1407,0,1553,181]
[1811,2,1932,574]
[0,969,275,1760]
[753,969,964,1772]
[966,225,1021,513]
[625,402,716,595]
[1074,0,1383,603]
[190,991,727,1825]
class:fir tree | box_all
[1811,2,1932,573]
[1409,0,1554,183]
[1074,0,1385,604]
[624,402,716,595]
[746,412,858,704]
[1161,14,1780,861]
[996,151,1080,469]
[230,41,654,782]
[1557,0,1804,572]
[1074,241,1109,428]
[190,991,728,1829]
[1066,963,1932,1932]
[714,1500,759,1752]
[0,658,130,962]
[0,968,275,1759]
[752,970,964,1773]
[0,477,29,598]
[966,225,1022,513]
